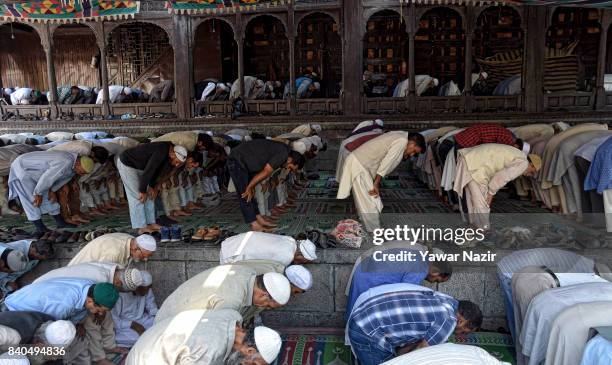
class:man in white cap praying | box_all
[112,270,158,347]
[0,311,76,347]
[285,265,313,294]
[126,309,281,365]
[156,265,291,323]
[117,142,186,234]
[95,85,132,104]
[291,123,322,137]
[0,248,27,275]
[219,231,317,266]
[68,232,156,267]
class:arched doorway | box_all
[193,18,237,102]
[545,7,600,93]
[0,22,47,104]
[244,15,289,99]
[362,9,408,98]
[296,12,341,98]
[52,24,100,104]
[106,22,174,103]
[415,7,465,96]
[473,6,524,96]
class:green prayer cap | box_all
[92,283,119,309]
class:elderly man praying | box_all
[68,233,156,267]
[126,309,282,365]
[8,151,94,234]
[156,264,291,324]
[220,231,317,266]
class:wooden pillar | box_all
[41,25,58,119]
[407,4,417,113]
[523,5,546,113]
[342,0,362,116]
[595,11,611,109]
[236,13,245,98]
[97,36,111,116]
[288,6,297,115]
[174,15,192,119]
[464,7,474,113]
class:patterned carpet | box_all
[270,332,516,365]
[0,171,551,240]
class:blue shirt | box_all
[348,290,458,353]
[346,248,429,316]
[5,278,94,323]
[585,137,612,193]
[580,335,612,365]
[0,240,38,294]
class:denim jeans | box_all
[116,159,156,229]
[228,158,259,223]
[348,327,393,365]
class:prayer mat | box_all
[275,334,356,365]
[296,202,356,215]
[449,332,516,365]
[383,201,452,214]
[491,199,550,213]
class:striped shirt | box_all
[348,290,458,353]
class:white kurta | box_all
[219,231,296,266]
[545,301,612,365]
[337,132,408,232]
[112,289,158,347]
[520,283,612,365]
[126,309,241,365]
[34,262,117,284]
[380,343,511,365]
[68,233,133,267]
[155,264,257,324]
[10,88,32,105]
[95,85,125,104]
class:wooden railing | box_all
[544,92,595,111]
[472,95,522,112]
[364,97,409,114]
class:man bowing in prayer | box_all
[0,240,54,298]
[228,139,305,231]
[155,265,291,323]
[337,131,426,231]
[8,151,94,235]
[453,144,541,231]
[126,309,282,365]
[68,233,156,267]
[117,142,187,234]
[220,231,317,266]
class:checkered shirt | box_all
[454,123,515,148]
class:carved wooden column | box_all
[96,34,111,116]
[343,0,362,116]
[41,24,58,119]
[595,10,611,110]
[523,5,546,113]
[288,6,297,115]
[236,13,245,99]
[407,4,417,113]
[464,7,475,113]
[174,15,192,119]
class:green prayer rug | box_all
[449,332,516,365]
[276,335,356,365]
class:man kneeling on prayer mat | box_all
[337,131,426,231]
[220,231,318,266]
[453,144,541,231]
[8,151,94,234]
[0,239,54,297]
[68,233,156,266]
[112,271,158,347]
[380,343,511,365]
[347,283,482,365]
[126,309,282,365]
[156,265,291,323]
[33,263,144,365]
[5,279,119,364]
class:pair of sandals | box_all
[190,226,221,242]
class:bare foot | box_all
[251,221,274,232]
[137,228,153,235]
